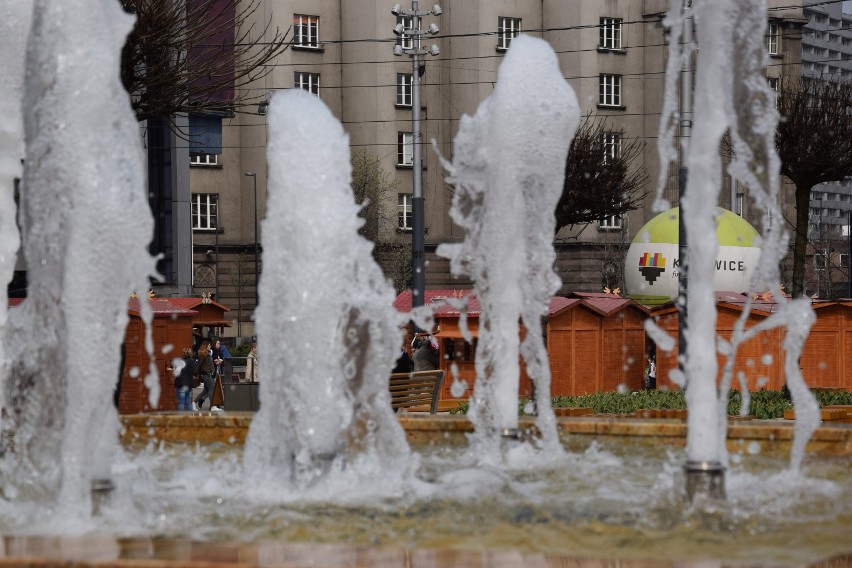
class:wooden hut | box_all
[547,293,648,395]
[120,297,198,414]
[649,293,852,391]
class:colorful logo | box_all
[639,252,666,284]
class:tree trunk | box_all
[792,183,813,298]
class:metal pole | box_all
[245,171,259,336]
[678,1,692,382]
[411,0,426,309]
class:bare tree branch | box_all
[120,0,290,122]
[555,113,648,234]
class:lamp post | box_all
[392,1,441,309]
[244,172,259,328]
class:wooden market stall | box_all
[547,293,649,395]
[649,293,852,391]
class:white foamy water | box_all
[0,0,156,523]
[436,35,579,456]
[242,90,413,489]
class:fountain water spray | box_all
[436,35,579,457]
[656,0,820,500]
[0,0,156,520]
[243,90,413,487]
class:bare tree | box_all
[775,76,852,297]
[594,220,631,292]
[350,150,412,294]
[119,0,289,121]
[555,113,648,234]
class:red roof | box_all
[165,297,231,312]
[570,292,642,316]
[129,297,198,318]
[395,290,597,317]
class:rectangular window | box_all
[294,15,319,48]
[396,15,415,50]
[840,254,849,268]
[814,254,827,270]
[397,132,414,166]
[766,22,779,55]
[599,18,622,50]
[190,153,219,167]
[767,77,779,92]
[598,74,622,106]
[602,132,621,164]
[398,193,413,231]
[397,73,412,107]
[498,17,521,50]
[295,72,320,96]
[599,214,622,230]
[191,193,218,231]
[736,192,745,216]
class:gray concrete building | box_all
[187,0,805,337]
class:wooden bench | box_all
[389,370,446,414]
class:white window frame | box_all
[602,132,621,164]
[599,18,622,50]
[766,22,779,55]
[398,193,413,231]
[191,193,218,231]
[294,14,319,48]
[840,253,849,268]
[397,132,414,167]
[295,72,320,96]
[599,214,622,230]
[190,153,219,167]
[736,192,745,216]
[814,253,827,270]
[599,74,622,107]
[396,15,415,50]
[397,73,413,107]
[497,17,521,51]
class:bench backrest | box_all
[389,370,446,414]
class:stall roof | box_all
[167,297,231,312]
[395,290,590,317]
[129,297,198,318]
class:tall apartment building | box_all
[187,1,804,338]
[801,0,852,297]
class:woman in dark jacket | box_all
[174,348,197,411]
[193,340,215,411]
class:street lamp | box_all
[244,172,259,327]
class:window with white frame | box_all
[397,73,412,107]
[841,253,849,268]
[599,214,622,230]
[736,192,745,216]
[767,77,779,92]
[598,74,622,106]
[766,22,779,55]
[814,253,827,270]
[599,18,622,50]
[398,193,413,231]
[295,72,320,96]
[294,14,319,48]
[397,132,414,166]
[497,17,521,50]
[191,193,218,231]
[190,152,219,167]
[396,15,415,50]
[602,132,621,164]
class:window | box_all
[190,153,218,167]
[397,73,412,107]
[599,18,622,50]
[294,15,319,48]
[398,193,413,231]
[766,22,779,55]
[192,194,218,231]
[598,74,622,106]
[599,214,622,230]
[814,254,827,270]
[841,254,849,268]
[767,77,779,92]
[396,15,415,50]
[497,17,521,50]
[295,72,320,96]
[736,192,745,216]
[602,132,621,164]
[397,132,414,166]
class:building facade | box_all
[187,0,805,337]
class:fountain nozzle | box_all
[683,460,726,501]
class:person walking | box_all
[210,338,230,411]
[245,343,259,382]
[173,347,196,411]
[194,340,215,411]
